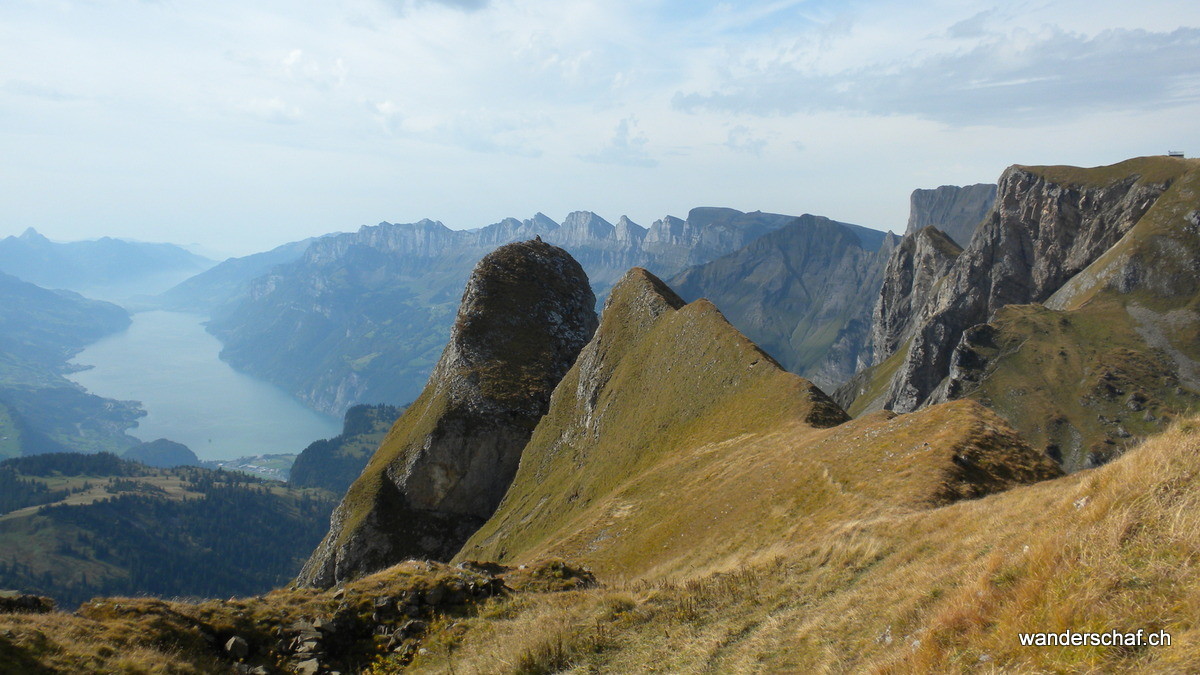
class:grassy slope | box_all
[0,460,335,608]
[954,300,1199,471]
[456,269,1057,582]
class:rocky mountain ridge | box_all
[840,156,1200,470]
[904,183,997,247]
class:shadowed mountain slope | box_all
[288,404,403,497]
[157,236,325,315]
[0,272,139,458]
[668,215,897,391]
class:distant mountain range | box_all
[200,208,829,415]
[157,197,993,416]
[158,236,326,314]
[0,228,213,303]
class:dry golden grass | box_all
[396,416,1200,674]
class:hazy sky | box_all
[3,0,1199,257]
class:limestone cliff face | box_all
[870,226,963,366]
[870,164,1173,413]
[905,183,997,248]
[296,240,597,588]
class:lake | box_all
[68,310,342,461]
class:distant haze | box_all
[2,1,1198,256]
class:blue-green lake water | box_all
[68,310,341,461]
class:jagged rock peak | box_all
[528,212,560,230]
[604,267,686,322]
[614,216,648,243]
[558,211,616,243]
[859,158,1182,415]
[296,239,597,588]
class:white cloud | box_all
[240,97,303,124]
[674,25,1200,126]
[725,125,768,155]
[581,116,657,168]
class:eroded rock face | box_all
[297,240,597,588]
[865,166,1173,413]
[870,226,963,366]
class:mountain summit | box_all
[297,239,597,588]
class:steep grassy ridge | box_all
[456,268,1057,580]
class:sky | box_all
[2,0,1199,258]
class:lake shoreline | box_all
[67,310,341,461]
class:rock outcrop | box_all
[296,240,597,588]
[905,183,997,247]
[863,160,1177,414]
[669,215,895,391]
[456,267,854,576]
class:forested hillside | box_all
[0,453,335,608]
